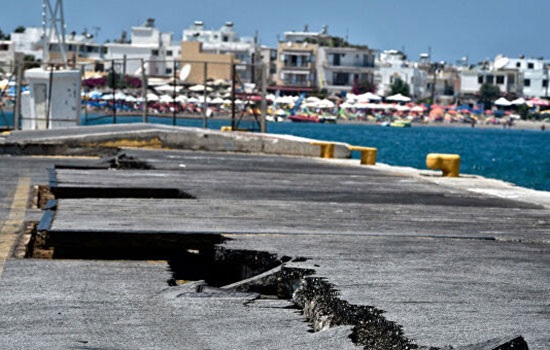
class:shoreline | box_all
[82,110,550,131]
[337,118,549,131]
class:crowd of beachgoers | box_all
[1,82,548,131]
[78,88,549,130]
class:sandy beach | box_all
[337,118,549,131]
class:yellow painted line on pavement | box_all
[0,177,31,278]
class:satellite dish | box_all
[494,56,509,70]
[179,64,191,81]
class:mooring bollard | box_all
[348,146,377,165]
[426,153,460,177]
[310,141,335,159]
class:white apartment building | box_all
[376,50,428,99]
[500,56,549,98]
[459,56,523,99]
[0,40,14,74]
[104,19,180,78]
[10,27,44,60]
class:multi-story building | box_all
[499,56,549,98]
[272,27,378,95]
[376,50,428,100]
[103,18,180,78]
[180,41,234,84]
[9,27,44,60]
[459,57,523,100]
[317,45,376,95]
[7,20,179,78]
[274,38,318,93]
[0,39,14,74]
[182,21,258,82]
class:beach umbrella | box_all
[340,102,354,109]
[527,97,550,107]
[511,97,527,105]
[189,84,213,92]
[211,97,225,104]
[175,95,188,103]
[159,94,174,103]
[305,96,321,103]
[386,93,411,102]
[356,92,382,102]
[394,105,410,111]
[146,93,160,102]
[114,92,127,100]
[494,97,512,106]
[155,84,177,93]
[101,93,114,100]
[87,90,103,99]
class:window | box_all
[516,62,521,68]
[486,75,494,84]
[332,54,341,66]
[528,62,534,69]
[543,79,548,88]
[167,50,173,57]
[478,75,483,84]
[151,49,159,56]
[333,72,349,86]
[508,74,515,84]
[496,76,505,84]
[524,79,531,87]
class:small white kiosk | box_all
[22,68,81,130]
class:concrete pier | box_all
[0,124,548,349]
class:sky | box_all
[2,0,550,65]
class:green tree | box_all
[0,28,10,40]
[389,77,410,97]
[23,55,40,69]
[352,79,376,94]
[14,26,26,34]
[478,83,500,110]
[517,104,530,120]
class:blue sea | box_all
[2,112,549,192]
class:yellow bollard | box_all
[349,146,377,165]
[220,126,233,132]
[426,153,460,177]
[310,141,335,158]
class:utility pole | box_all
[13,54,24,130]
[260,62,267,133]
[140,59,148,123]
[42,0,68,68]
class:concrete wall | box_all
[181,42,235,84]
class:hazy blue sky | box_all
[2,0,549,64]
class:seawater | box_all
[2,112,549,192]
